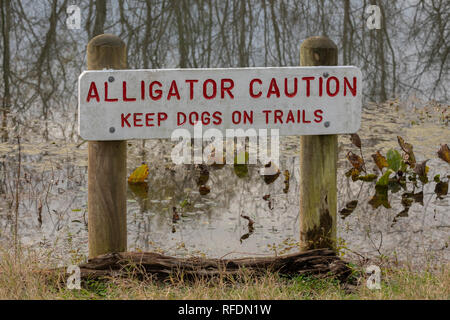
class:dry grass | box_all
[0,246,448,300]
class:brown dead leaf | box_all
[350,133,362,148]
[196,164,210,186]
[435,181,448,199]
[347,151,365,172]
[172,207,180,223]
[339,200,358,219]
[207,147,225,169]
[414,160,429,183]
[345,168,360,181]
[371,151,388,171]
[283,170,290,193]
[437,144,450,164]
[397,136,416,168]
[240,215,255,228]
[37,200,43,227]
[261,161,280,184]
[392,209,409,226]
[199,185,210,195]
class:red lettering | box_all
[185,79,198,100]
[158,112,168,126]
[221,79,234,99]
[274,110,283,123]
[267,78,280,98]
[302,77,314,97]
[189,112,199,125]
[86,82,100,102]
[134,113,143,126]
[232,111,241,124]
[123,81,136,101]
[121,113,131,127]
[203,79,217,99]
[302,110,311,123]
[326,76,339,97]
[249,79,262,98]
[141,81,145,100]
[243,111,253,124]
[167,80,181,100]
[104,82,118,102]
[344,77,357,96]
[145,113,154,127]
[262,110,272,124]
[212,111,222,125]
[150,81,162,100]
[314,109,323,123]
[177,112,186,126]
[286,110,295,123]
[201,112,211,125]
[284,78,297,98]
[319,77,323,96]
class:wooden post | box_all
[87,34,127,258]
[299,36,338,251]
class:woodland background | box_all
[0,0,448,142]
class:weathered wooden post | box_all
[299,36,338,251]
[87,34,127,257]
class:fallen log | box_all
[78,248,352,282]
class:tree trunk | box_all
[173,1,188,68]
[342,0,350,65]
[0,0,11,142]
[92,0,106,37]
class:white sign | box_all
[78,67,362,140]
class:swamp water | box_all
[0,99,448,267]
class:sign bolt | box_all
[324,121,330,128]
[323,72,329,78]
[109,127,115,133]
[108,76,115,82]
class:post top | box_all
[87,34,125,49]
[87,34,127,70]
[300,36,337,50]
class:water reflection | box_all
[0,99,448,267]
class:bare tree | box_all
[92,0,107,37]
[0,0,11,141]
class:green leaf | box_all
[180,198,190,208]
[376,169,394,186]
[234,164,248,178]
[388,180,402,194]
[386,149,402,171]
[234,151,249,165]
[234,151,250,178]
[357,174,378,182]
[368,185,391,209]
